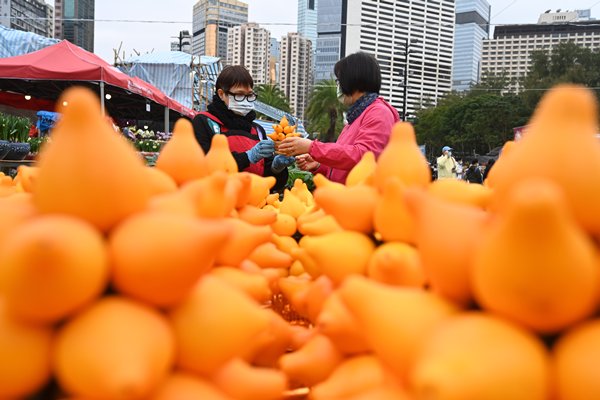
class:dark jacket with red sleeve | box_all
[192,111,288,191]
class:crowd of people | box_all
[434,145,496,184]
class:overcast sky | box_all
[45,0,600,63]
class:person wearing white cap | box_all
[437,145,457,179]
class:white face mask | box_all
[228,96,255,116]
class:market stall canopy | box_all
[121,51,222,110]
[0,25,59,58]
[0,40,195,123]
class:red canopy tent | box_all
[0,40,194,130]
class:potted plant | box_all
[0,114,12,160]
[2,114,32,161]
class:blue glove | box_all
[246,140,275,163]
[271,155,296,173]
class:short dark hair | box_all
[215,65,254,92]
[334,52,381,95]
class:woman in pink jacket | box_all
[277,52,399,184]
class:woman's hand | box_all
[278,137,312,156]
[295,154,320,172]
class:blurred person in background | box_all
[436,145,457,179]
[465,158,483,184]
[277,52,399,184]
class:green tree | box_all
[305,79,346,142]
[520,41,600,112]
[255,84,291,114]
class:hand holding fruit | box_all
[278,137,312,157]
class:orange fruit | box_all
[180,172,237,219]
[428,179,492,209]
[300,231,375,285]
[409,313,550,400]
[553,319,600,400]
[0,215,108,324]
[238,204,277,226]
[314,185,378,233]
[216,219,273,267]
[248,242,293,269]
[279,189,307,219]
[338,276,458,380]
[13,165,39,193]
[374,122,431,191]
[210,267,272,303]
[404,187,488,306]
[154,118,209,185]
[0,298,53,399]
[279,334,344,387]
[150,372,232,400]
[33,87,151,232]
[205,134,238,174]
[373,177,416,243]
[317,292,370,355]
[53,297,175,400]
[346,151,377,187]
[109,212,230,307]
[311,355,389,400]
[271,212,297,236]
[143,166,178,196]
[488,84,600,234]
[472,179,599,333]
[0,193,37,246]
[367,242,425,288]
[212,358,288,400]
[169,276,271,375]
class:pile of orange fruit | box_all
[1,83,600,400]
[268,116,300,142]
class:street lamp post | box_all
[401,38,419,122]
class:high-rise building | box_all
[343,0,455,119]
[54,0,95,52]
[192,0,248,60]
[0,0,54,38]
[315,0,342,82]
[298,0,318,64]
[279,32,313,119]
[481,9,600,92]
[452,0,491,91]
[226,23,271,85]
[171,30,192,53]
[270,37,280,84]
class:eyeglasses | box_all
[226,91,258,102]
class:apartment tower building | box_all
[315,0,342,82]
[0,0,54,38]
[452,0,491,91]
[192,0,248,60]
[226,23,271,85]
[54,0,95,52]
[343,0,455,119]
[279,32,313,119]
[481,9,599,91]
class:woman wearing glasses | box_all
[192,65,293,189]
[277,52,399,184]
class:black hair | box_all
[470,158,479,165]
[215,65,254,92]
[334,52,381,96]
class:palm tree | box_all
[255,84,291,113]
[305,79,345,143]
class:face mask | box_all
[228,96,255,116]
